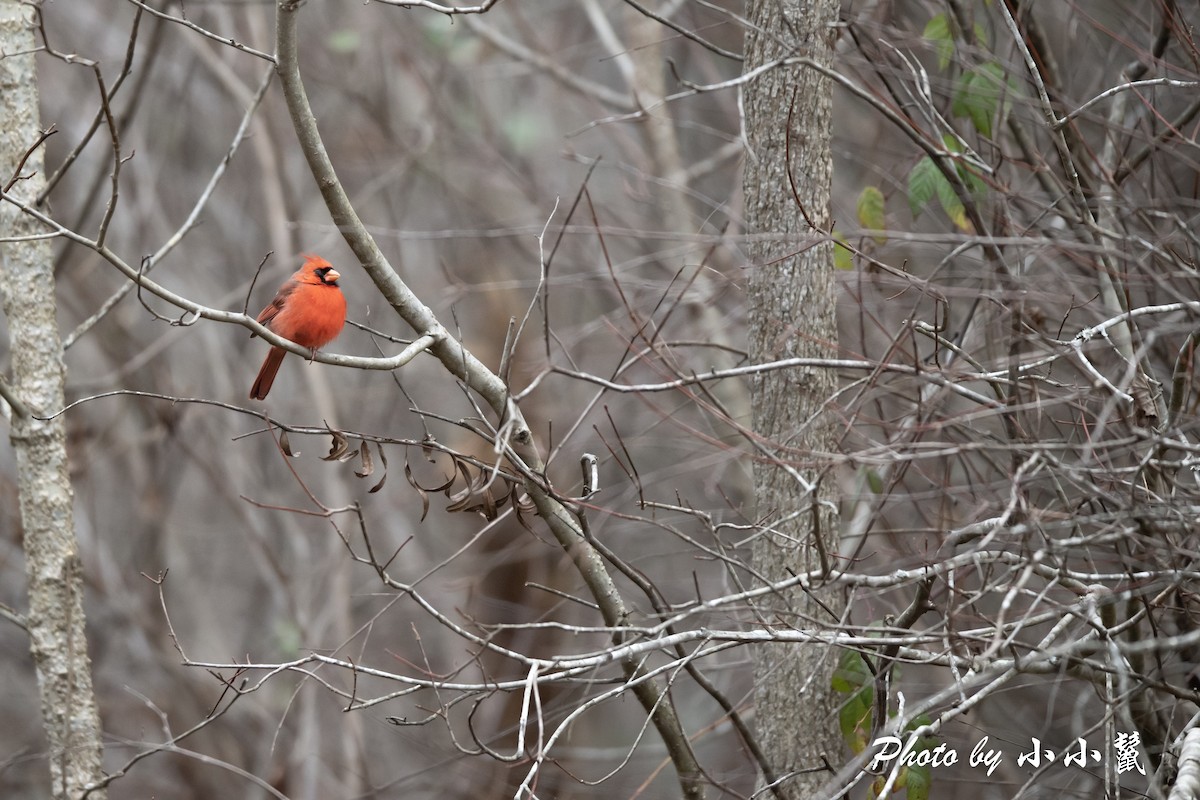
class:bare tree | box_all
[743,0,844,796]
[0,2,105,798]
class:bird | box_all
[249,254,347,400]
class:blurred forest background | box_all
[3,1,1200,799]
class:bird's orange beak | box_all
[325,269,341,283]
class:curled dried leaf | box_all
[513,491,538,532]
[406,457,457,494]
[403,462,431,522]
[323,427,351,461]
[446,486,506,519]
[446,468,514,521]
[355,441,374,478]
[368,443,388,493]
[402,446,523,522]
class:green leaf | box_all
[832,649,872,693]
[974,22,990,48]
[833,650,874,753]
[923,13,954,70]
[952,62,1008,137]
[326,29,361,54]
[274,620,302,657]
[959,164,988,198]
[907,156,940,219]
[857,185,887,237]
[906,762,932,800]
[833,232,855,271]
[903,717,936,800]
[909,154,975,231]
[940,135,988,210]
[928,143,970,228]
[932,171,966,230]
[839,686,874,753]
[905,713,933,731]
[422,16,479,64]
[503,113,542,154]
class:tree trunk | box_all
[0,2,107,797]
[743,0,844,796]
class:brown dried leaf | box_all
[444,463,479,505]
[513,491,537,532]
[446,472,513,520]
[447,489,495,518]
[355,441,374,478]
[368,443,388,493]
[409,464,456,494]
[403,462,431,522]
[323,428,351,461]
[403,447,524,522]
[279,430,300,458]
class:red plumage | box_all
[249,254,347,400]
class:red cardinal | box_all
[249,255,347,400]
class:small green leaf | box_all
[503,113,542,154]
[907,156,940,219]
[327,29,360,54]
[274,620,302,657]
[833,232,855,271]
[923,13,954,70]
[421,17,477,63]
[906,762,932,800]
[832,649,872,693]
[934,173,968,231]
[922,13,951,40]
[906,714,933,731]
[909,154,975,231]
[929,144,969,228]
[838,686,874,753]
[974,21,990,48]
[833,650,874,753]
[941,135,989,209]
[959,164,988,198]
[423,16,454,48]
[857,185,887,237]
[866,468,884,494]
[952,62,1008,138]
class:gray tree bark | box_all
[0,2,107,798]
[743,1,845,797]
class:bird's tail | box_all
[250,347,286,400]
